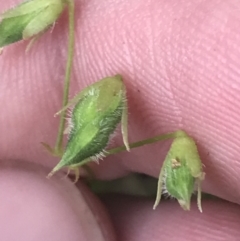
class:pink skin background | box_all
[1,0,240,240]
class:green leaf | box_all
[0,0,66,47]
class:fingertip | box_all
[0,160,115,241]
[103,194,240,241]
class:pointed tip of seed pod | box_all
[152,203,157,210]
[47,167,58,179]
[54,112,60,117]
[114,74,122,81]
[178,199,191,211]
[47,171,54,179]
[47,161,65,179]
[126,143,130,152]
[198,205,203,213]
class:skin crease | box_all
[1,0,240,240]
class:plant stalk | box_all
[54,0,75,155]
[106,131,182,156]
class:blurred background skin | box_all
[1,0,240,240]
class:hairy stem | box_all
[54,0,75,155]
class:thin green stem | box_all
[106,131,181,156]
[54,0,75,155]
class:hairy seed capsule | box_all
[48,75,129,181]
[153,131,205,212]
[0,0,66,48]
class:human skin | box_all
[1,0,240,240]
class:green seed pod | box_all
[48,75,129,181]
[153,131,205,212]
[0,0,67,48]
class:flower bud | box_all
[48,75,129,181]
[153,131,205,212]
[0,0,66,48]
